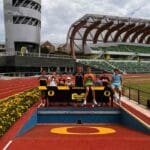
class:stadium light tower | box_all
[3,0,41,55]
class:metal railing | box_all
[0,51,73,59]
[122,86,150,108]
[0,72,40,77]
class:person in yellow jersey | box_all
[83,67,97,106]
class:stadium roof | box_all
[67,14,150,58]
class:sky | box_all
[0,0,150,44]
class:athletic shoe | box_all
[82,99,87,106]
[93,99,98,105]
[41,103,45,107]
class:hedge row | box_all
[0,88,40,137]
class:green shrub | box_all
[0,88,40,137]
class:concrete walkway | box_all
[121,96,150,119]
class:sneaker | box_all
[82,99,87,106]
[92,104,95,108]
[113,94,118,101]
[41,103,45,107]
[93,99,97,105]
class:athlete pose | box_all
[74,66,84,87]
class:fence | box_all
[0,72,40,77]
[0,51,73,59]
[122,86,150,107]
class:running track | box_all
[5,124,150,150]
[0,75,150,149]
[0,77,38,99]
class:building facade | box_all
[3,0,41,55]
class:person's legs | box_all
[112,84,118,101]
[111,84,115,94]
[41,91,46,107]
[114,85,122,106]
[107,85,114,107]
[83,86,89,105]
[118,86,122,105]
[91,86,97,105]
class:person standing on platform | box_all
[111,68,122,105]
[38,70,48,86]
[83,67,97,106]
[74,66,84,87]
[38,70,48,107]
[49,72,58,87]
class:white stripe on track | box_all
[3,140,13,150]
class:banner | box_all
[38,86,112,104]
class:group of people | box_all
[38,66,122,107]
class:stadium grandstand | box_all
[0,14,150,75]
[67,14,150,73]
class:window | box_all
[23,0,30,7]
[13,16,41,27]
[12,0,41,12]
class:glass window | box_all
[12,0,41,12]
[22,17,30,24]
[23,0,31,7]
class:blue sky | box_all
[0,0,150,43]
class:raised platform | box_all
[16,106,150,138]
[2,104,150,150]
[37,107,121,124]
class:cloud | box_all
[0,0,150,43]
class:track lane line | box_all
[3,140,13,150]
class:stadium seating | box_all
[109,61,150,73]
[78,59,150,73]
[91,45,150,53]
[77,60,114,72]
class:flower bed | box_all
[0,88,40,137]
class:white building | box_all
[3,0,41,55]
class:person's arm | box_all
[83,74,87,84]
[92,74,96,82]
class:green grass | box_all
[124,83,150,93]
[123,75,150,106]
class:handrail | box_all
[0,51,73,59]
[122,85,150,107]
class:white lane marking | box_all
[3,140,13,150]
